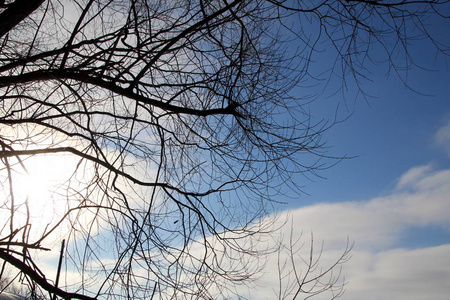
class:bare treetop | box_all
[0,0,448,299]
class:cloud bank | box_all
[9,160,449,299]
[249,165,450,299]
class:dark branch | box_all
[0,0,45,39]
[0,249,97,300]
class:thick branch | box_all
[0,69,242,117]
[0,0,45,39]
[0,249,97,300]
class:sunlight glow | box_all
[13,154,78,207]
[0,152,95,245]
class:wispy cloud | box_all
[396,164,434,190]
[434,118,450,156]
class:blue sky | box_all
[303,64,450,204]
[254,14,450,300]
[243,64,450,299]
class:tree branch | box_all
[0,69,243,117]
[0,249,97,300]
[0,0,45,39]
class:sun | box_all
[7,153,88,223]
[16,164,52,204]
[14,155,69,202]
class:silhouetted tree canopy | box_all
[0,0,448,299]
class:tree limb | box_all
[0,249,97,300]
[0,0,45,39]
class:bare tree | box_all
[0,0,448,299]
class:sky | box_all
[20,57,450,300]
[2,3,449,300]
[248,15,450,300]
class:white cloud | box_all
[344,246,450,300]
[246,165,450,299]
[10,164,448,299]
[396,164,433,190]
[434,119,450,156]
